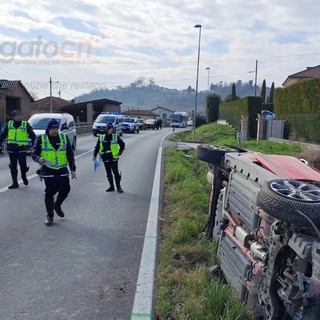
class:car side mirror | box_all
[61,123,68,131]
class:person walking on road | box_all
[0,110,36,189]
[32,119,77,226]
[93,123,125,193]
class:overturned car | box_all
[197,145,320,320]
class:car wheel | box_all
[196,145,237,166]
[72,137,77,150]
[257,179,320,226]
[136,129,139,133]
[93,131,97,137]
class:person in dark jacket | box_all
[0,110,36,189]
[93,123,125,193]
[32,119,77,226]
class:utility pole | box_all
[254,60,258,96]
[49,77,52,113]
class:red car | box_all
[197,145,320,320]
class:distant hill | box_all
[74,79,265,114]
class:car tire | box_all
[93,131,97,137]
[196,145,237,166]
[257,179,320,226]
[72,137,77,150]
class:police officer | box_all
[32,119,77,226]
[0,110,36,189]
[93,123,125,193]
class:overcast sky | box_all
[0,0,319,100]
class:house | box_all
[122,109,159,120]
[31,96,71,115]
[58,98,122,123]
[150,105,175,126]
[150,105,174,120]
[282,65,320,87]
[0,80,34,125]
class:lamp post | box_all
[193,24,202,135]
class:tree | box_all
[186,85,192,94]
[267,82,275,103]
[260,79,266,103]
[231,83,237,100]
[224,83,239,102]
[206,93,221,122]
[133,76,146,87]
[148,78,155,87]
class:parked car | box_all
[136,118,146,130]
[28,113,77,149]
[122,117,140,133]
[145,119,157,130]
[92,113,123,136]
[187,120,194,127]
[197,145,320,319]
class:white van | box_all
[28,113,77,149]
[92,113,123,136]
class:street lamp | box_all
[193,24,202,135]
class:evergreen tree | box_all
[267,82,275,103]
[261,79,266,103]
[206,93,221,122]
[231,83,237,101]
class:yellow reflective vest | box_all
[99,134,120,159]
[7,120,29,146]
[40,133,68,170]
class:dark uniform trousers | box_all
[104,160,121,187]
[44,175,71,218]
[8,145,29,181]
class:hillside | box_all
[74,79,264,114]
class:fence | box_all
[76,122,93,135]
[277,114,320,144]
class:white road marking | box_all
[131,134,169,320]
[0,149,94,194]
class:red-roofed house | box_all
[31,96,71,114]
[122,109,159,119]
[282,65,320,87]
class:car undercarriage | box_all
[197,145,320,319]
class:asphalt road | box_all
[0,128,175,320]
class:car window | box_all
[28,117,61,129]
[124,118,135,123]
[68,119,75,127]
[96,115,116,123]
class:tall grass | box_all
[156,146,251,319]
[156,123,314,319]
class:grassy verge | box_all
[156,123,317,319]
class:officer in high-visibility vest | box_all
[0,110,36,189]
[32,119,77,226]
[93,123,125,193]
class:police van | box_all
[28,113,77,149]
[92,112,124,136]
